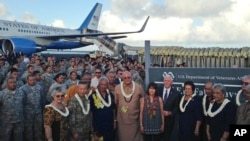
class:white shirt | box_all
[163,87,171,100]
[90,76,100,88]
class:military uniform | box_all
[18,84,45,141]
[33,65,44,74]
[1,78,24,90]
[68,94,91,141]
[0,89,24,141]
[20,71,32,83]
[41,73,54,96]
[65,79,79,88]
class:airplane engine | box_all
[1,38,43,56]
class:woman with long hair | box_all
[140,82,164,141]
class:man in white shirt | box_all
[90,67,102,88]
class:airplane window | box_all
[6,28,8,31]
[3,28,5,30]
[0,27,2,30]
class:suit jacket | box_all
[114,77,122,86]
[159,86,181,117]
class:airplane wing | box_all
[38,16,149,40]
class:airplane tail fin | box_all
[77,3,102,31]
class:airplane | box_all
[0,2,149,56]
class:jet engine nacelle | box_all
[1,38,42,56]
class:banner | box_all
[149,68,250,100]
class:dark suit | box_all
[159,86,181,141]
[114,77,122,86]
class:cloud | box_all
[20,12,39,24]
[110,0,150,19]
[0,3,8,18]
[98,0,250,47]
[51,20,65,28]
[165,0,233,17]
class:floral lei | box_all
[236,90,243,106]
[207,98,230,117]
[146,96,158,118]
[202,94,208,116]
[86,90,93,98]
[92,89,111,109]
[45,104,69,117]
[121,81,135,98]
[236,90,248,106]
[75,94,90,115]
[179,94,196,112]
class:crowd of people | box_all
[0,53,249,141]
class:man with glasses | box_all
[90,67,102,88]
[234,75,250,106]
[115,71,144,141]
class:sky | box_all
[1,0,250,50]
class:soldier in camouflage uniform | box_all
[47,73,67,103]
[68,81,91,141]
[41,66,54,103]
[0,77,24,141]
[0,57,10,88]
[33,59,44,74]
[33,70,45,89]
[1,68,24,90]
[18,75,45,141]
[21,64,34,83]
[65,71,79,88]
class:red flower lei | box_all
[146,95,158,118]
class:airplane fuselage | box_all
[0,19,80,44]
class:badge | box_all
[121,106,128,113]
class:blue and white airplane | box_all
[0,3,149,56]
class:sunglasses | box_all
[56,95,65,98]
[96,72,101,73]
[242,81,249,86]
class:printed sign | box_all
[149,68,250,100]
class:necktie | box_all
[164,89,168,102]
